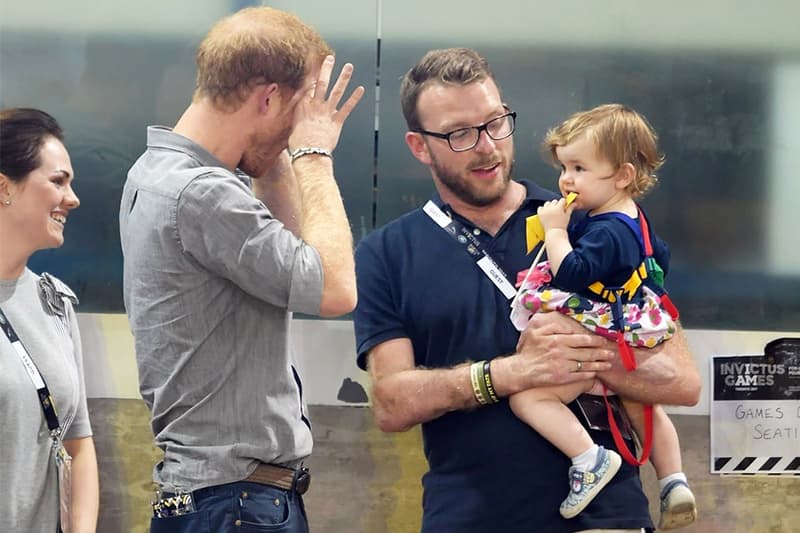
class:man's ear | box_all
[405,132,432,165]
[255,83,281,114]
[616,162,636,189]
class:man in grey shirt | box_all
[119,7,364,532]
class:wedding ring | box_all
[576,360,583,372]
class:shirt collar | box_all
[146,126,227,169]
[145,126,251,186]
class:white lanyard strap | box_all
[0,306,62,434]
[423,200,517,299]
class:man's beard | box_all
[429,149,514,207]
[239,122,292,177]
[239,149,270,178]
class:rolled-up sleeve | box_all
[176,172,323,315]
[353,234,408,371]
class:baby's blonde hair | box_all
[543,103,664,198]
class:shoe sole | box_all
[659,492,697,530]
[560,451,623,519]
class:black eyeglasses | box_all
[414,109,517,152]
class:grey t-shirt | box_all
[0,269,92,532]
[119,126,324,492]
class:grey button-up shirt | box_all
[119,126,323,492]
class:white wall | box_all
[78,313,798,415]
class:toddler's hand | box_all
[537,198,574,231]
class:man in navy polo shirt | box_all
[353,48,701,533]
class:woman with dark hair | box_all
[0,107,98,532]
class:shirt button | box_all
[473,228,481,235]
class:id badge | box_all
[53,440,73,533]
[575,393,634,441]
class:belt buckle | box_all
[294,467,311,495]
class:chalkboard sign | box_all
[710,338,800,475]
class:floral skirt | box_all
[510,261,676,347]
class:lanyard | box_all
[423,200,517,299]
[0,306,62,436]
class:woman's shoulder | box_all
[36,272,78,318]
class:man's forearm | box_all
[252,151,302,237]
[372,350,607,432]
[253,178,302,237]
[371,364,477,432]
[294,155,355,315]
[598,327,701,405]
[369,320,615,432]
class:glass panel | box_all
[267,0,377,244]
[0,0,376,312]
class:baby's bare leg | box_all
[623,400,698,529]
[622,400,682,476]
[510,380,596,457]
[518,382,625,520]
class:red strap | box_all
[601,207,655,466]
[602,385,653,466]
[616,331,637,371]
[660,294,680,321]
[637,207,654,256]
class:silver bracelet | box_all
[289,147,333,163]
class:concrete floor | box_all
[89,400,800,533]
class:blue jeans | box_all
[150,481,309,533]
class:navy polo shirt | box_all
[354,180,654,533]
